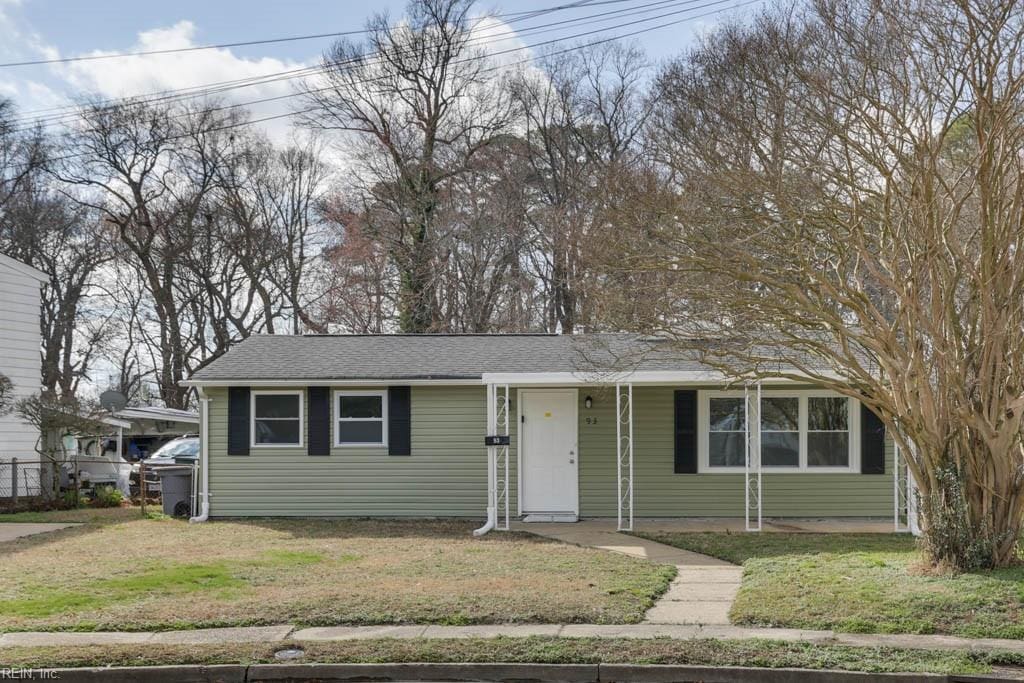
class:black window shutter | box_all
[674,390,698,474]
[308,387,330,456]
[388,386,411,456]
[860,403,886,474]
[227,387,251,456]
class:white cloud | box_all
[48,20,315,142]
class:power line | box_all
[43,0,762,166]
[14,0,682,126]
[9,0,690,130]
[0,31,371,69]
[0,0,637,69]
[9,0,641,123]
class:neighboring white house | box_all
[0,252,46,493]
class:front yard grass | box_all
[0,511,673,631]
[0,637,1003,674]
[635,531,1024,639]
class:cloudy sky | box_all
[0,0,755,140]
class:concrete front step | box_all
[664,581,741,601]
[644,600,734,625]
[672,567,744,583]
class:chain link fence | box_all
[1,457,135,509]
[0,458,58,505]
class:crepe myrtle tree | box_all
[621,0,1024,568]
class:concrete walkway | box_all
[4,623,1024,656]
[0,522,77,543]
[512,520,742,625]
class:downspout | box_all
[473,508,496,537]
[473,436,497,536]
[189,389,211,524]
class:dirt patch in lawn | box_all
[635,531,1024,640]
[0,516,673,631]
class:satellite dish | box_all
[99,390,128,413]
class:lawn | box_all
[634,531,1024,639]
[0,637,1004,675]
[0,509,673,631]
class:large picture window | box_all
[334,390,388,447]
[701,391,857,473]
[251,390,303,447]
[760,397,799,467]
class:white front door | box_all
[520,389,578,515]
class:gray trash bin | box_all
[154,465,195,518]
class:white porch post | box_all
[616,382,634,531]
[893,434,921,535]
[480,382,510,534]
[894,443,909,533]
[906,439,922,536]
[485,384,497,530]
[495,384,510,531]
[744,382,762,531]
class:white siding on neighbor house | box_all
[0,256,44,463]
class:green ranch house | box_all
[181,334,917,534]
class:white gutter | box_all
[480,370,845,386]
[184,372,838,389]
[189,391,211,524]
[181,378,481,387]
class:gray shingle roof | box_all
[189,333,712,382]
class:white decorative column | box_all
[744,382,762,532]
[616,382,634,531]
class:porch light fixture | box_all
[584,395,593,409]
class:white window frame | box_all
[698,389,860,473]
[334,389,389,448]
[251,389,304,449]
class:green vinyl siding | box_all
[577,386,893,517]
[206,386,518,518]
[203,383,891,519]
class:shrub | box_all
[60,490,83,510]
[90,485,124,508]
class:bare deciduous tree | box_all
[1,176,112,397]
[300,0,519,332]
[631,0,1024,567]
[317,201,397,333]
[511,42,653,332]
[60,101,241,408]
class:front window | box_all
[252,391,303,447]
[702,392,856,472]
[807,396,849,467]
[335,391,388,447]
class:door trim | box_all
[517,388,579,516]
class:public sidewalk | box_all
[3,622,1024,655]
[0,522,77,542]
